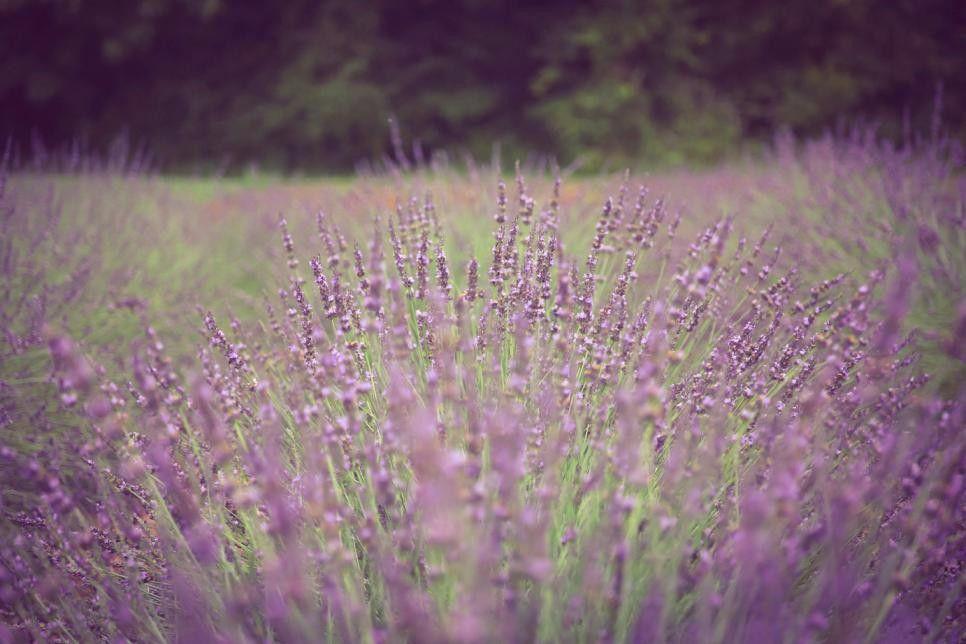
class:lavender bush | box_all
[0,134,963,642]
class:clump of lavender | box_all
[1,133,963,642]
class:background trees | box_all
[2,0,962,172]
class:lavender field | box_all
[1,132,964,642]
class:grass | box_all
[0,132,963,642]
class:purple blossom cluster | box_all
[0,136,963,642]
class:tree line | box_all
[2,0,962,172]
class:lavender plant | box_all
[1,134,963,642]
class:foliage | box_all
[1,0,962,172]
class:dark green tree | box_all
[1,0,962,172]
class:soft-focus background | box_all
[1,0,963,172]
